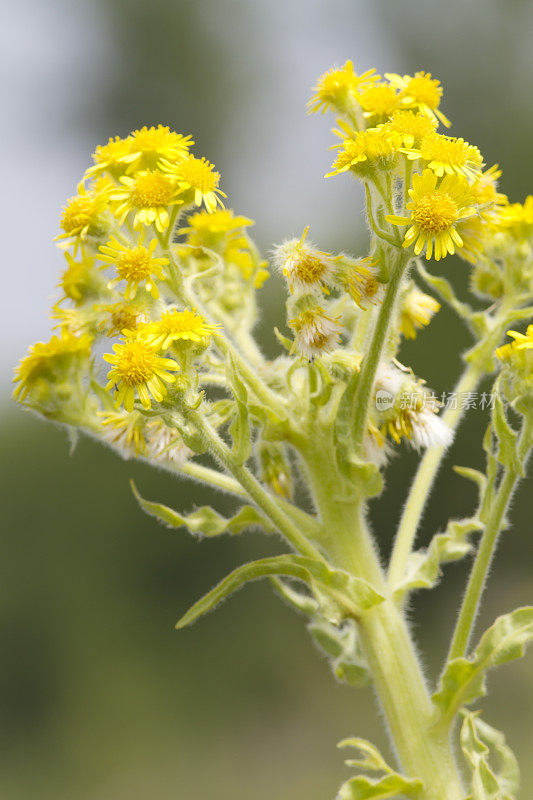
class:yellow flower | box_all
[387,169,476,260]
[57,179,111,246]
[386,71,451,128]
[385,111,437,148]
[469,165,506,209]
[358,83,399,121]
[496,327,533,379]
[498,196,533,238]
[124,125,193,171]
[400,286,440,339]
[308,61,377,114]
[85,135,133,178]
[272,227,336,294]
[99,410,146,457]
[99,233,168,299]
[112,169,181,232]
[181,209,253,243]
[104,339,179,411]
[96,301,146,337]
[289,307,342,360]
[334,255,383,308]
[140,308,217,350]
[403,133,483,180]
[326,126,401,177]
[162,154,226,213]
[13,330,92,401]
[58,252,106,303]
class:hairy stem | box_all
[352,250,409,453]
[447,418,532,661]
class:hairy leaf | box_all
[393,517,482,600]
[176,554,384,629]
[336,738,424,799]
[433,607,533,724]
[416,261,474,321]
[131,480,273,537]
[492,392,520,474]
[461,712,519,800]
[226,354,252,464]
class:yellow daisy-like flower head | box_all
[272,226,336,294]
[333,255,383,308]
[99,233,168,299]
[386,110,437,148]
[141,308,217,351]
[404,133,483,180]
[124,125,193,171]
[58,179,111,246]
[327,126,401,177]
[498,196,533,238]
[358,83,399,121]
[496,327,533,391]
[469,164,506,209]
[85,135,133,178]
[59,252,106,303]
[387,169,477,260]
[308,61,377,115]
[181,208,253,247]
[386,71,451,128]
[99,410,146,458]
[13,330,93,402]
[104,339,179,411]
[400,285,440,339]
[289,307,342,360]
[162,155,226,213]
[112,170,181,232]
[96,301,147,338]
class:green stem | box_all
[447,417,532,661]
[303,455,465,800]
[388,361,482,587]
[180,403,324,561]
[352,252,409,453]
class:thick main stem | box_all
[304,454,465,800]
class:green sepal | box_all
[433,607,533,725]
[460,711,519,800]
[336,737,424,798]
[175,554,384,629]
[131,480,274,537]
[393,517,482,600]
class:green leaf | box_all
[226,355,252,465]
[461,712,519,800]
[393,517,482,600]
[131,480,273,537]
[417,261,474,321]
[337,773,423,799]
[336,738,424,799]
[271,580,371,686]
[176,554,384,629]
[433,607,533,724]
[492,392,520,474]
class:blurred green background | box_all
[2,0,532,797]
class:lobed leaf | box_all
[131,480,274,537]
[393,517,482,600]
[460,712,519,800]
[433,607,533,725]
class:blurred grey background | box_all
[2,0,532,798]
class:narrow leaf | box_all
[176,554,384,629]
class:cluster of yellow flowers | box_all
[14,125,267,459]
[309,62,532,267]
[13,66,533,461]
